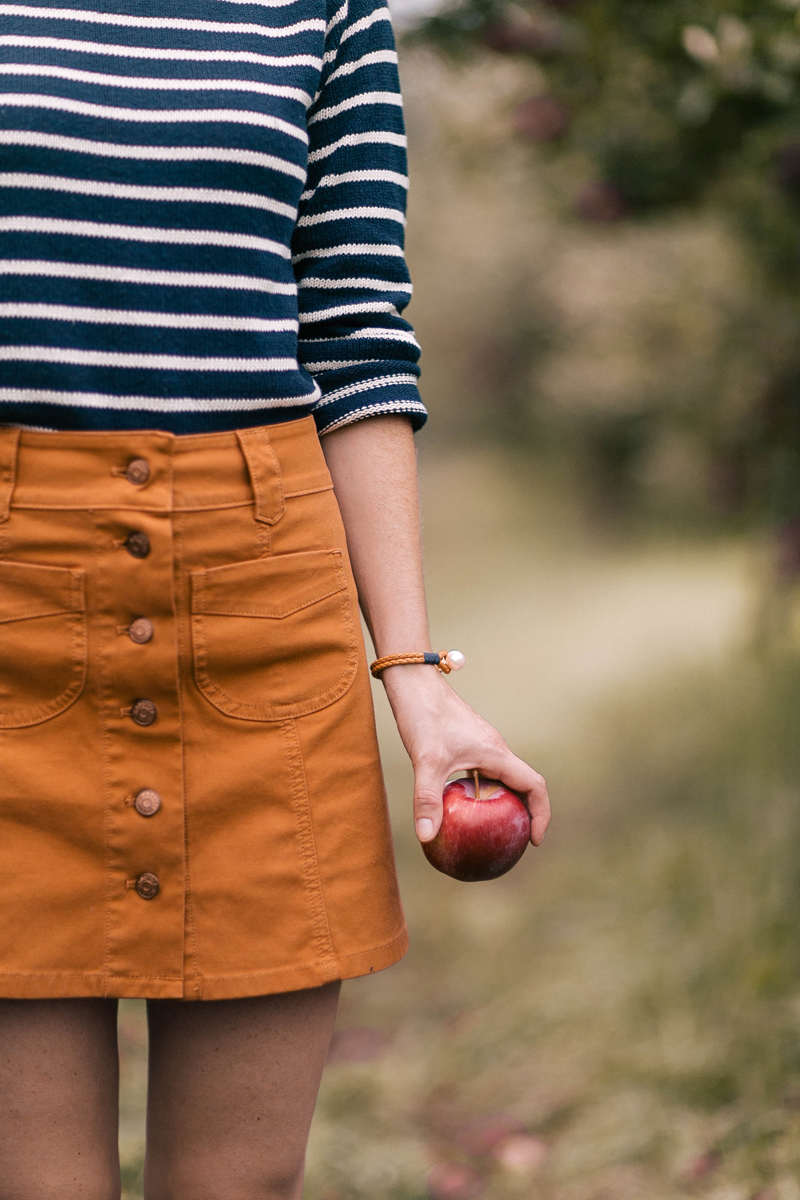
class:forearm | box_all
[322,415,454,774]
[320,415,432,659]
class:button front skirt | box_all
[0,418,408,999]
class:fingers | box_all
[526,770,551,847]
[474,745,538,797]
[400,688,550,847]
[412,757,446,842]
[412,745,550,847]
[466,744,551,847]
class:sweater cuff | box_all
[312,372,426,435]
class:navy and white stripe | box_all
[0,0,424,433]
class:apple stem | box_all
[473,769,481,801]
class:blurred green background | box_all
[119,8,800,1198]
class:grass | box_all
[119,448,800,1200]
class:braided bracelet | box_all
[370,650,465,679]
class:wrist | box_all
[380,662,447,704]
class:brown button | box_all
[125,458,150,486]
[130,699,157,726]
[128,617,154,645]
[125,531,150,559]
[134,788,162,817]
[135,871,160,900]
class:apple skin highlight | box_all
[422,775,531,882]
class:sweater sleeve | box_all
[292,0,426,435]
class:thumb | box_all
[413,759,445,843]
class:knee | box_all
[144,1158,303,1200]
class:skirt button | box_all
[128,617,154,645]
[134,788,161,817]
[125,458,150,486]
[125,532,150,559]
[135,872,160,900]
[131,699,157,726]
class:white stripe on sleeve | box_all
[299,277,412,292]
[299,300,398,321]
[326,49,398,84]
[308,90,401,124]
[296,206,405,227]
[339,7,392,45]
[292,242,404,262]
[307,130,405,163]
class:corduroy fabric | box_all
[0,416,408,999]
[0,0,425,435]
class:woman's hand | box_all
[382,664,550,845]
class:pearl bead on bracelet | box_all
[443,650,466,671]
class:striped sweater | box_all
[0,0,425,434]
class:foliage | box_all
[413,0,800,247]
[409,0,800,524]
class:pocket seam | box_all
[0,561,85,623]
[191,549,347,620]
[192,579,345,620]
[0,606,82,626]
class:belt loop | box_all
[235,427,285,526]
[0,427,20,523]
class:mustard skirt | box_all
[0,417,407,999]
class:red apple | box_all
[422,773,531,882]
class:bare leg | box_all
[144,982,340,1200]
[0,999,120,1200]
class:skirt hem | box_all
[0,926,409,1000]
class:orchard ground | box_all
[119,444,800,1200]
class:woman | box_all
[0,0,551,1193]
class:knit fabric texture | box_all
[0,0,425,434]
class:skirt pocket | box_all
[0,560,87,728]
[190,548,359,721]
